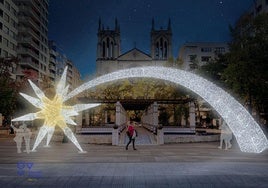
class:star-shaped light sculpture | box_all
[12,67,100,153]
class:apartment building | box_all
[49,40,81,91]
[0,0,18,58]
[14,0,49,82]
[178,42,229,71]
[71,65,81,90]
[0,0,18,79]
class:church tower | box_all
[150,18,172,60]
[97,18,121,60]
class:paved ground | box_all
[0,132,268,187]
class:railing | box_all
[118,124,126,133]
[49,63,56,70]
[31,0,41,14]
[18,37,39,50]
[142,124,156,133]
[77,127,113,134]
[20,16,40,32]
[18,26,40,41]
[163,127,195,134]
[19,58,39,70]
[18,48,39,60]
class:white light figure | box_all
[218,121,232,150]
[12,67,100,153]
[65,66,268,153]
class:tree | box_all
[223,13,268,119]
[189,55,199,70]
[0,58,20,125]
[199,54,228,85]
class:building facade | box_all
[0,0,18,79]
[48,40,57,83]
[14,0,49,82]
[48,40,81,91]
[0,0,18,58]
[96,18,173,75]
[178,42,229,71]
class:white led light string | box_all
[65,66,268,153]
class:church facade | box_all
[96,18,173,75]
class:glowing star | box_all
[12,67,100,153]
[65,66,268,153]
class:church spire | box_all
[151,18,155,31]
[115,17,120,32]
[115,18,118,30]
[168,18,171,31]
[98,17,101,31]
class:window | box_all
[0,0,3,4]
[4,13,9,22]
[10,42,16,50]
[0,22,2,30]
[3,25,9,34]
[11,7,16,16]
[10,19,16,28]
[201,47,212,52]
[5,1,10,11]
[3,50,8,57]
[0,9,3,17]
[3,37,8,47]
[9,30,15,39]
[215,47,225,54]
[189,54,197,62]
[201,56,211,62]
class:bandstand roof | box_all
[78,98,194,111]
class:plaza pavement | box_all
[0,130,268,188]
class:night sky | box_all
[48,0,253,79]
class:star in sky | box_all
[12,67,100,153]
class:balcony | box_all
[31,0,41,13]
[49,49,57,56]
[18,37,39,51]
[20,16,40,32]
[49,72,56,79]
[19,6,40,22]
[49,58,56,64]
[17,48,39,60]
[19,57,39,70]
[30,8,41,21]
[49,64,56,71]
[18,26,40,41]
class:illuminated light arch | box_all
[65,66,268,153]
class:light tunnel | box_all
[65,66,268,153]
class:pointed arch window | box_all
[106,38,110,58]
[110,41,114,58]
[164,41,168,58]
[155,42,159,58]
[102,41,106,58]
[160,37,163,59]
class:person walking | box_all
[126,121,137,150]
